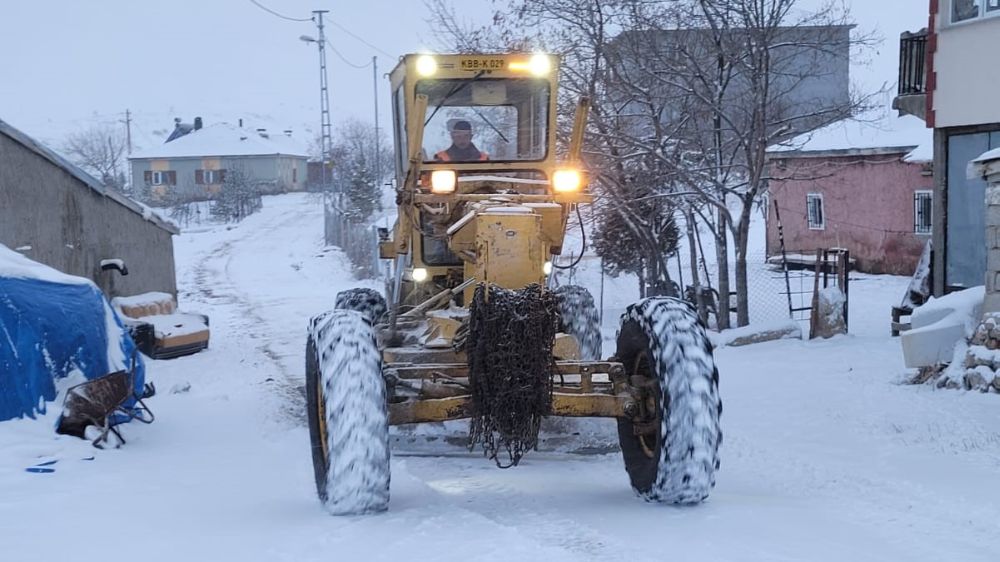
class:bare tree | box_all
[62,124,129,194]
[428,0,881,326]
[611,0,880,326]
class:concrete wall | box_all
[131,154,308,203]
[614,25,851,138]
[766,153,933,274]
[933,4,1000,128]
[0,132,177,298]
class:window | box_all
[915,191,933,234]
[807,193,824,230]
[144,170,176,186]
[292,167,298,183]
[196,169,225,185]
[951,0,999,22]
[417,78,550,163]
[953,0,981,22]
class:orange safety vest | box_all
[434,150,489,162]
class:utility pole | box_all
[122,109,133,195]
[313,10,333,199]
[123,109,133,155]
[372,56,380,192]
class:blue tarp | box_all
[0,275,145,422]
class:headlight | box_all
[430,170,456,194]
[416,55,437,77]
[529,54,551,76]
[543,261,552,275]
[412,267,428,282]
[552,169,582,193]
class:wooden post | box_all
[809,248,823,339]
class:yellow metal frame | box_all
[379,54,627,425]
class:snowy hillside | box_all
[1,193,999,562]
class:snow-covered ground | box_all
[2,193,999,561]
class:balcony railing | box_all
[898,30,928,96]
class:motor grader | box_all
[305,53,722,515]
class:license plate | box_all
[460,58,505,71]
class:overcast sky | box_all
[0,0,926,149]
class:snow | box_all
[767,113,933,163]
[129,122,309,160]
[2,193,1000,561]
[0,243,91,285]
[911,285,985,336]
[973,146,1000,163]
[137,313,208,339]
[901,286,984,368]
[111,291,175,310]
[709,318,803,347]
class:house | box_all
[611,25,853,139]
[893,0,1000,294]
[765,114,934,274]
[129,120,309,203]
[0,117,179,298]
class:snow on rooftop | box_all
[129,123,308,160]
[767,113,932,163]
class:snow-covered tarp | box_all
[0,244,145,421]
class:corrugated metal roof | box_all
[0,117,179,235]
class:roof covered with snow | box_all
[0,117,178,235]
[129,123,309,160]
[767,113,933,163]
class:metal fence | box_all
[548,249,841,333]
[324,202,382,279]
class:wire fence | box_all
[549,249,848,333]
[324,202,382,279]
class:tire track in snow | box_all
[403,455,658,562]
[188,210,313,420]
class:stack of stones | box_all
[958,312,1000,392]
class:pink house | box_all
[766,114,933,275]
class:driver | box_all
[434,120,488,162]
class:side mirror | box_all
[100,258,129,276]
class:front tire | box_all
[335,288,387,324]
[553,285,602,360]
[615,297,722,504]
[306,309,389,515]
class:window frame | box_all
[914,190,933,235]
[151,171,165,186]
[950,0,1000,24]
[806,193,825,230]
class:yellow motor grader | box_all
[305,53,722,515]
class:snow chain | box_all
[466,283,557,468]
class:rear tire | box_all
[553,285,602,360]
[306,309,389,515]
[615,297,722,504]
[335,288,387,325]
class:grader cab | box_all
[305,53,722,515]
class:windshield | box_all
[417,78,550,163]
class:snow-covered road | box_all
[2,193,999,561]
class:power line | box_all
[327,19,394,58]
[326,40,373,69]
[247,0,312,22]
